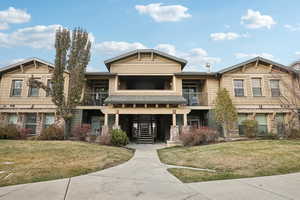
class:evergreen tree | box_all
[29,27,91,138]
[214,88,238,137]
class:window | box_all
[238,114,248,136]
[28,79,39,97]
[25,113,37,134]
[8,114,18,125]
[10,80,22,97]
[270,80,280,97]
[44,114,55,128]
[252,78,262,96]
[46,79,52,96]
[255,114,268,136]
[234,79,244,97]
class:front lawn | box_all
[0,140,133,187]
[158,140,300,183]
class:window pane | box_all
[46,80,52,96]
[8,114,18,124]
[235,88,244,96]
[270,80,279,88]
[252,78,261,87]
[255,114,267,125]
[44,114,54,126]
[29,87,39,96]
[234,80,243,88]
[238,114,247,124]
[253,88,262,96]
[26,113,37,123]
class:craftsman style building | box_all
[0,49,299,144]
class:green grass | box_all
[158,140,300,183]
[0,140,134,187]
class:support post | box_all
[101,113,109,136]
[167,110,181,147]
[113,111,120,130]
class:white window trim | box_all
[250,77,264,97]
[268,78,281,97]
[232,78,247,97]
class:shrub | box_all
[261,132,278,140]
[286,128,300,139]
[0,124,19,139]
[73,124,91,141]
[180,127,218,146]
[19,128,32,139]
[111,129,129,146]
[98,134,112,145]
[39,125,64,140]
[242,120,258,138]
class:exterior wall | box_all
[0,63,69,107]
[0,62,68,135]
[109,53,182,74]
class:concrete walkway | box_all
[1,144,300,200]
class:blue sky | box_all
[0,0,300,72]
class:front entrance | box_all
[120,114,171,143]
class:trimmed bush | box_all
[0,124,19,139]
[19,128,32,139]
[286,128,300,139]
[73,124,91,141]
[180,127,218,146]
[39,125,64,140]
[111,129,129,146]
[242,120,258,138]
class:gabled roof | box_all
[0,57,55,74]
[174,72,218,76]
[104,49,187,71]
[218,57,296,74]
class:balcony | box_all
[183,92,208,106]
[83,92,108,106]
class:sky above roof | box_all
[0,0,299,72]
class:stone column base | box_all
[167,125,181,147]
[101,125,109,136]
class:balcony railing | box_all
[183,92,208,106]
[83,92,108,106]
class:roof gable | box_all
[218,57,295,74]
[104,49,187,71]
[0,58,54,75]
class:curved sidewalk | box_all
[0,143,300,200]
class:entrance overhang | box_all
[100,107,191,115]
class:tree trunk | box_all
[222,123,228,138]
[64,118,72,139]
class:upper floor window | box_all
[270,80,280,97]
[46,79,52,97]
[234,79,244,97]
[252,78,262,97]
[28,79,40,97]
[10,80,23,97]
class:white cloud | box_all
[182,48,221,71]
[135,3,191,22]
[155,44,176,55]
[224,24,231,29]
[210,32,249,41]
[0,24,62,49]
[235,52,275,60]
[0,7,31,30]
[241,9,276,29]
[94,41,146,55]
[295,52,300,56]
[284,24,300,31]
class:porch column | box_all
[183,113,187,126]
[167,110,180,147]
[113,111,120,130]
[101,113,109,136]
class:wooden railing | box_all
[82,92,108,106]
[183,92,208,106]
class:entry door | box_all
[91,116,101,135]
